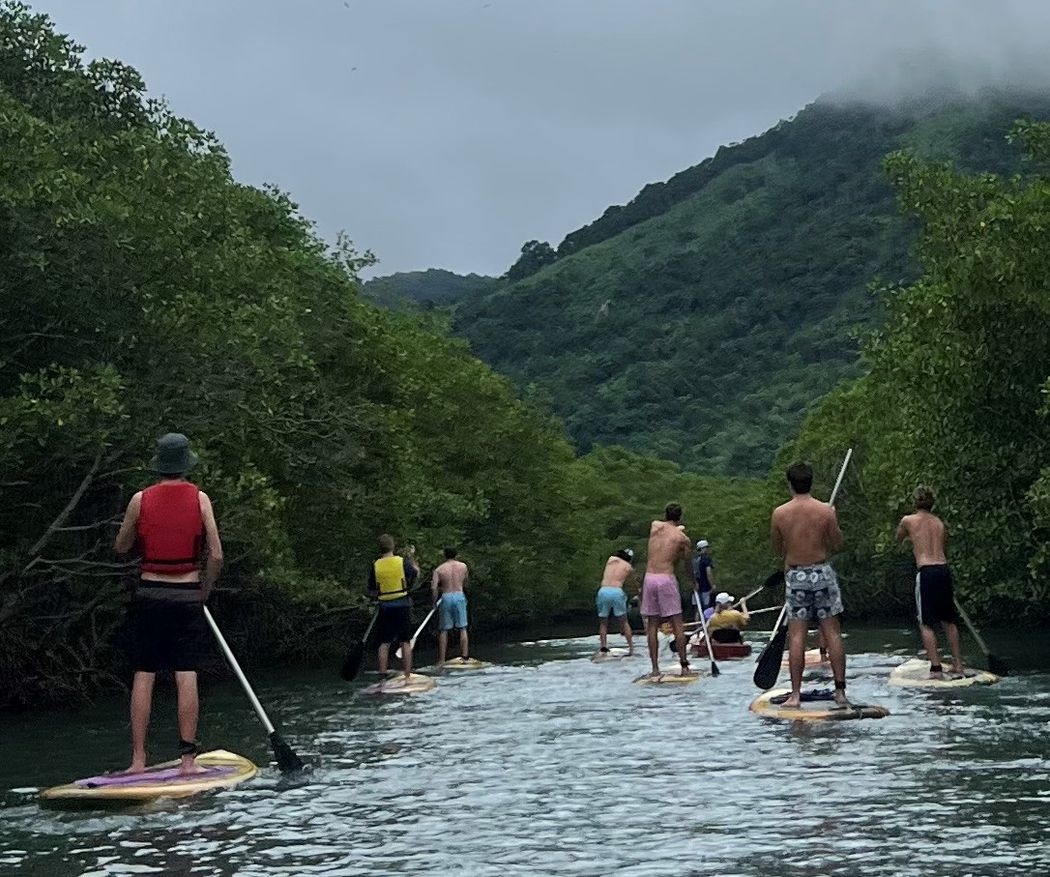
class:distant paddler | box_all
[432,546,470,665]
[596,548,636,655]
[114,433,223,775]
[705,592,750,644]
[770,462,847,708]
[642,504,695,677]
[692,539,715,619]
[368,534,419,682]
[896,486,964,679]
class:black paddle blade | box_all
[709,660,720,677]
[753,624,787,690]
[763,570,786,591]
[269,731,304,772]
[987,653,1010,676]
[340,641,365,682]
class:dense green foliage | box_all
[362,268,496,311]
[776,125,1050,620]
[451,93,1050,476]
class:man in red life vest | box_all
[114,433,223,774]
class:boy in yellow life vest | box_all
[367,534,419,680]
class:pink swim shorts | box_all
[641,573,683,618]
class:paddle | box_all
[733,569,785,609]
[202,606,304,773]
[953,598,1009,675]
[694,593,720,677]
[395,598,441,659]
[340,607,378,682]
[753,448,853,690]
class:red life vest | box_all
[137,481,203,575]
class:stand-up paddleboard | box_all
[591,648,633,662]
[440,657,492,670]
[633,670,701,685]
[888,658,999,688]
[781,648,828,670]
[750,689,889,722]
[39,749,257,807]
[362,672,436,695]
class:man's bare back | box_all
[646,520,691,575]
[771,496,842,566]
[433,559,468,594]
[896,511,947,567]
[600,556,632,588]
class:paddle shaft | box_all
[733,584,764,608]
[203,606,276,736]
[396,598,441,657]
[694,593,720,675]
[953,598,992,655]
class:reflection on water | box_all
[1,627,1048,876]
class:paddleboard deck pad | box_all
[751,689,889,722]
[633,670,701,685]
[888,658,999,688]
[441,657,491,670]
[40,749,257,806]
[362,673,437,695]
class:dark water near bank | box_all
[1,625,1048,876]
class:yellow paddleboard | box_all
[750,689,889,722]
[362,672,437,695]
[40,749,257,806]
[781,648,828,669]
[441,657,491,670]
[632,670,701,685]
[888,658,999,688]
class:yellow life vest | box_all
[374,555,408,601]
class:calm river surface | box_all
[1,625,1048,877]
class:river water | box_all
[1,625,1048,877]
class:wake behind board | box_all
[39,749,257,807]
[633,670,701,685]
[441,657,492,670]
[888,658,999,688]
[750,689,889,722]
[362,672,437,695]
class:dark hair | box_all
[913,486,935,511]
[378,533,395,553]
[443,547,457,559]
[615,549,633,562]
[664,503,683,523]
[786,462,813,494]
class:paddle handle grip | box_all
[203,606,276,735]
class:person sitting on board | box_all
[706,592,750,644]
[642,504,695,677]
[692,539,715,620]
[432,546,470,665]
[595,548,636,655]
[771,461,848,708]
[895,486,965,679]
[368,534,419,682]
[114,433,223,775]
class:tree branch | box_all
[25,451,103,562]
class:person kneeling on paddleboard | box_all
[114,433,224,775]
[706,592,749,644]
[595,548,636,655]
[369,534,419,682]
[432,546,471,665]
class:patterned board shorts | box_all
[785,563,843,622]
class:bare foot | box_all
[833,691,850,707]
[781,695,802,709]
[680,666,698,677]
[179,756,207,776]
[122,761,147,775]
[928,670,945,680]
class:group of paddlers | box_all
[593,461,964,707]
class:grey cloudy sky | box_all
[29,1,1050,277]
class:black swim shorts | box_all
[132,598,206,673]
[375,602,413,645]
[915,564,957,627]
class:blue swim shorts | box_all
[439,591,468,631]
[596,586,628,618]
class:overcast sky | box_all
[29,1,1050,277]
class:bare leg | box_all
[919,623,942,675]
[943,621,964,673]
[401,641,413,679]
[599,619,609,650]
[377,642,390,675]
[645,617,660,675]
[438,630,448,665]
[174,671,204,774]
[819,616,848,705]
[670,615,693,674]
[459,627,469,659]
[128,671,155,773]
[620,616,633,654]
[783,621,807,708]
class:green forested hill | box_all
[362,268,496,311]
[451,91,1050,476]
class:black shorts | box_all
[375,603,412,644]
[915,565,957,627]
[132,599,206,673]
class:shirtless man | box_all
[642,504,695,677]
[596,549,635,654]
[896,486,964,678]
[431,547,470,665]
[770,462,847,707]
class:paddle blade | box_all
[753,624,787,690]
[709,659,720,677]
[340,641,365,682]
[269,731,304,772]
[987,653,1010,676]
[762,570,786,591]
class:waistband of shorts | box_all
[918,563,949,571]
[643,573,677,586]
[787,562,833,572]
[135,580,203,603]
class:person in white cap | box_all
[595,549,636,654]
[706,592,750,644]
[692,539,715,619]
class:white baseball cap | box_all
[715,591,733,605]
[696,539,710,550]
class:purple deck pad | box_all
[76,765,235,788]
